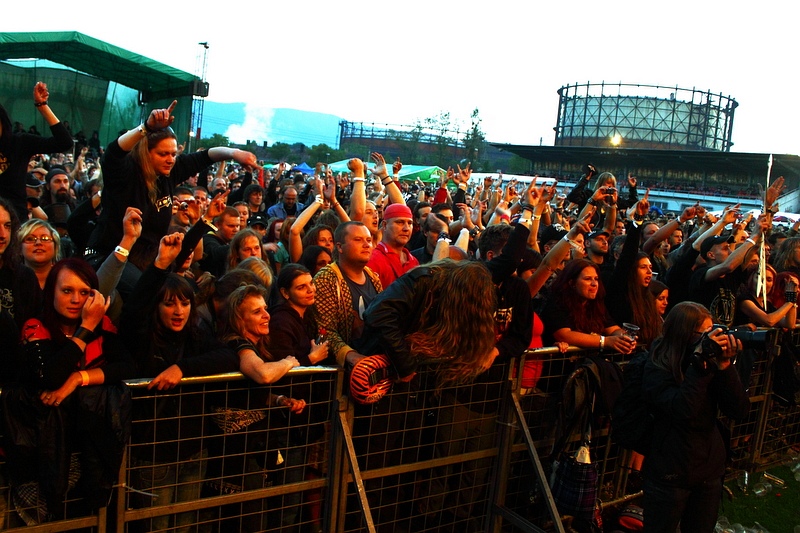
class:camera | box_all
[698,325,776,364]
[604,187,617,194]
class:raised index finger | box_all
[643,188,650,202]
[166,100,178,114]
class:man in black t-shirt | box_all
[688,216,768,327]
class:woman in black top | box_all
[85,101,258,293]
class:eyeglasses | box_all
[22,235,54,244]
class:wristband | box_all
[352,177,365,182]
[143,121,156,133]
[438,231,451,243]
[137,124,147,136]
[532,214,541,221]
[202,219,218,232]
[315,195,324,204]
[518,217,531,225]
[79,370,90,387]
[73,326,97,344]
[330,201,339,209]
[520,203,535,213]
[381,177,392,185]
[599,335,605,351]
[114,245,130,257]
[746,238,757,246]
[458,183,467,191]
[633,213,645,222]
[34,101,48,107]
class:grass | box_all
[720,464,800,532]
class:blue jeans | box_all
[130,449,208,533]
[643,476,722,533]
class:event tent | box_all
[326,160,445,183]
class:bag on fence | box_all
[549,441,601,531]
[611,350,654,455]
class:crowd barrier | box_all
[0,331,797,532]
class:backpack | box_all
[611,351,654,455]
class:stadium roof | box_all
[491,144,800,179]
[0,31,204,102]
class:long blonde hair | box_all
[130,127,177,205]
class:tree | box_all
[462,108,486,168]
[267,142,293,162]
[197,133,230,150]
[306,143,345,165]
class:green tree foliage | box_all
[197,133,230,150]
[306,143,345,165]
[462,108,486,169]
[267,142,293,162]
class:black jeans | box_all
[642,476,722,533]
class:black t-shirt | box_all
[688,265,746,327]
[343,272,379,344]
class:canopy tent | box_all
[326,160,445,183]
[0,31,204,148]
[292,162,315,174]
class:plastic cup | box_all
[752,481,772,497]
[622,322,640,341]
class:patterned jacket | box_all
[312,262,383,366]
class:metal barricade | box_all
[0,335,797,533]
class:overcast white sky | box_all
[6,0,800,155]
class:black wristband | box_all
[438,231,451,242]
[73,326,98,344]
[34,101,48,107]
[143,121,156,134]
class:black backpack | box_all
[611,351,654,455]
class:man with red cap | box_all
[367,202,419,289]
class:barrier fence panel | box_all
[118,367,341,533]
[0,333,798,533]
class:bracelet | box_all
[315,195,324,204]
[202,219,218,232]
[633,213,645,222]
[137,124,147,136]
[520,203,535,213]
[599,335,605,351]
[114,245,130,257]
[438,231,451,243]
[73,326,97,344]
[532,214,541,221]
[518,218,531,225]
[275,395,288,406]
[458,183,467,191]
[331,201,339,209]
[34,101,48,107]
[746,238,757,246]
[143,121,156,134]
[79,370,90,387]
[352,177,365,182]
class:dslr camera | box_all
[699,325,774,362]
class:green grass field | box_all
[720,465,800,532]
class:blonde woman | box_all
[18,218,60,289]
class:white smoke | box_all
[225,104,275,145]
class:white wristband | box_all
[746,238,757,246]
[352,177,365,182]
[114,245,130,257]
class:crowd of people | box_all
[1,83,799,532]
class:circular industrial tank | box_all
[555,82,738,152]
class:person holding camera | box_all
[641,301,749,532]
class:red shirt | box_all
[367,241,420,289]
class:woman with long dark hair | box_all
[120,233,238,532]
[642,302,748,532]
[541,259,636,353]
[268,263,329,364]
[3,258,134,521]
[0,82,73,221]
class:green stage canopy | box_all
[0,31,204,148]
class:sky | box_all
[5,0,800,156]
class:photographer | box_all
[641,302,749,532]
